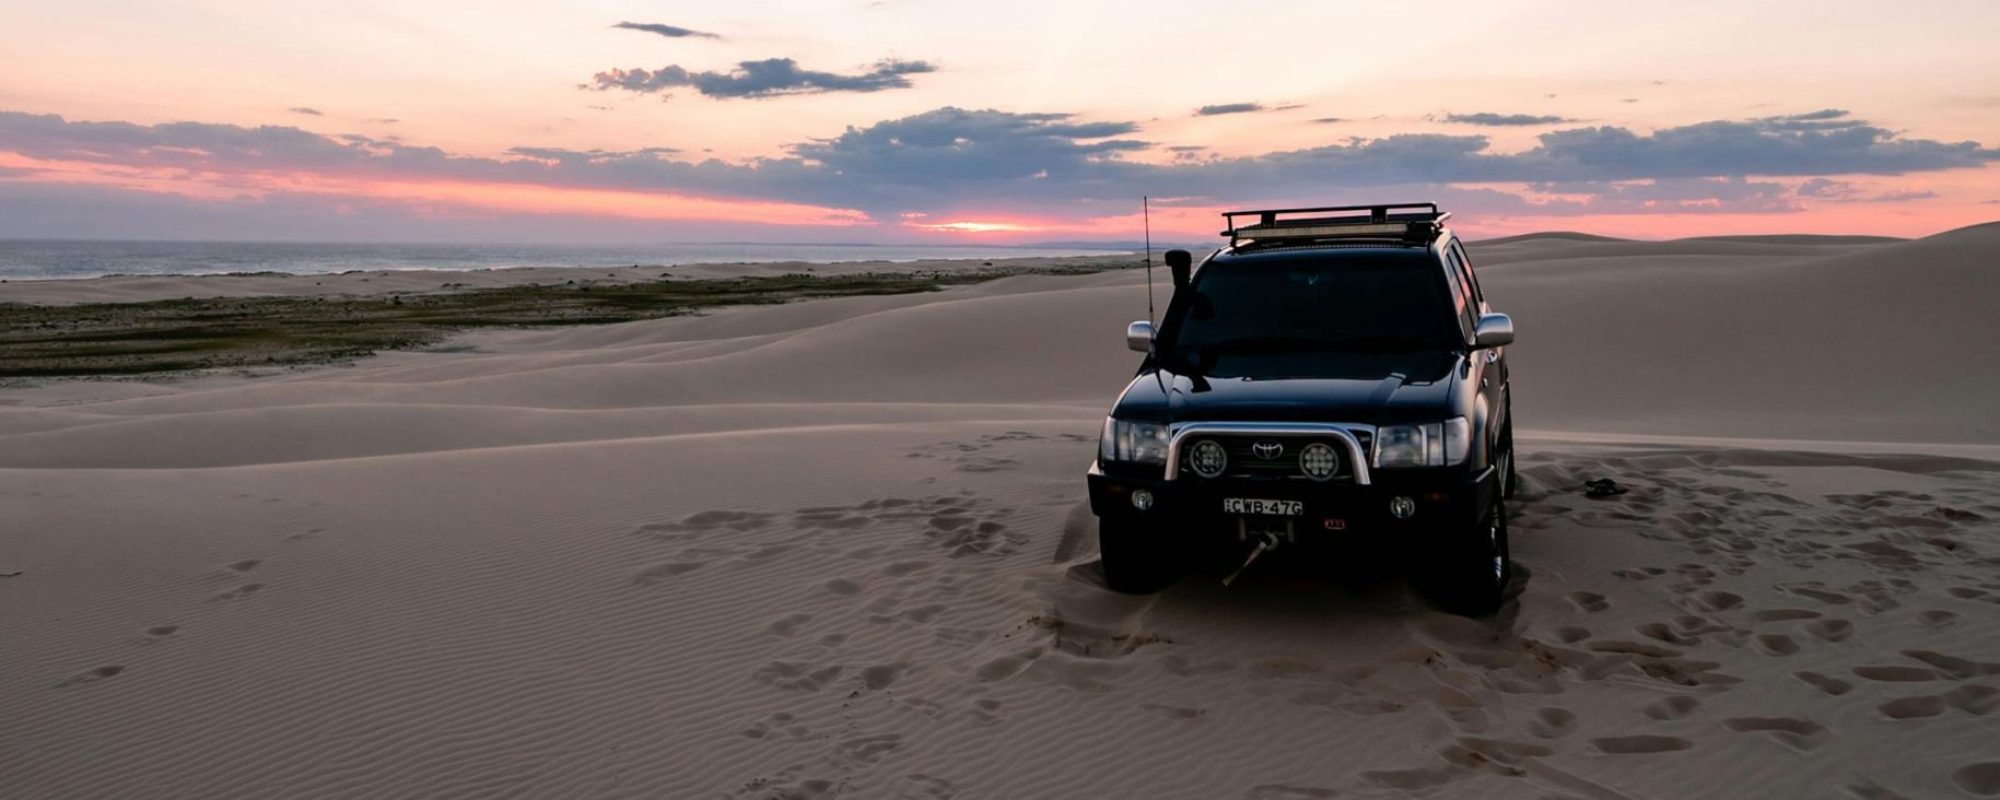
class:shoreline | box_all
[0,253,1140,307]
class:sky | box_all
[1,0,1997,243]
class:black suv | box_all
[1086,203,1518,615]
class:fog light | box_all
[1388,496,1416,519]
[1131,489,1155,511]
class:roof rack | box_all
[1221,202,1450,247]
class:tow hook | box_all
[1222,528,1284,587]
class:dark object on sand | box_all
[1087,202,1519,617]
[1584,478,1630,499]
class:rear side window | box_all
[1449,241,1484,307]
[1439,253,1476,340]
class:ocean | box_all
[0,240,1127,282]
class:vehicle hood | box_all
[1110,350,1463,425]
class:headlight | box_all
[1099,417,1169,465]
[1374,417,1472,468]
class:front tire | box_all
[1098,516,1183,594]
[1499,421,1519,499]
[1418,493,1512,617]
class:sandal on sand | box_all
[1583,478,1630,499]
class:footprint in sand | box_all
[1918,609,1959,629]
[1567,591,1609,612]
[967,698,1004,726]
[1444,737,1554,773]
[740,712,814,741]
[1591,735,1693,755]
[210,583,264,601]
[1642,696,1702,720]
[1527,707,1577,739]
[835,733,902,765]
[1803,619,1853,642]
[1750,608,1821,622]
[1755,634,1801,656]
[1636,622,1699,645]
[1795,671,1855,696]
[1901,649,1999,679]
[765,613,814,637]
[858,662,906,690]
[54,665,125,689]
[1878,695,1948,720]
[1953,762,2000,796]
[144,625,180,640]
[1785,585,1852,606]
[1944,685,2000,715]
[1852,665,1942,682]
[1723,717,1828,751]
[226,559,260,573]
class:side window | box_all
[1449,241,1485,308]
[1439,256,1476,341]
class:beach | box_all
[3,227,1998,798]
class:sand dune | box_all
[3,228,1998,798]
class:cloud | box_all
[1795,177,1937,203]
[589,58,936,99]
[1,107,1990,231]
[1195,103,1264,116]
[612,21,721,40]
[288,107,324,116]
[1530,177,1799,214]
[1442,112,1572,126]
[1310,117,1344,124]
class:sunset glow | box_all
[2,0,1996,242]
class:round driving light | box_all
[1388,496,1417,520]
[1298,442,1339,481]
[1131,489,1154,511]
[1188,439,1228,478]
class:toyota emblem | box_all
[1251,441,1285,460]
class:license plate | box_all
[1222,498,1303,516]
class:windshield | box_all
[1159,254,1458,374]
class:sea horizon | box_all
[0,239,1134,282]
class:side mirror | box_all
[1164,249,1192,289]
[1125,320,1154,353]
[1474,313,1514,349]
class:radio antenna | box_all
[1143,196,1155,324]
